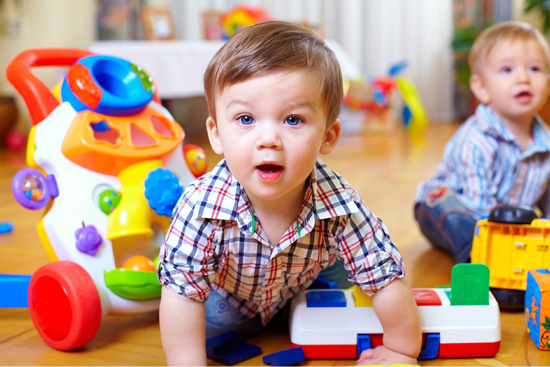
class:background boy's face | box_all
[471,38,550,125]
[206,71,340,207]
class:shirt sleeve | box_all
[444,130,497,216]
[157,182,218,302]
[338,192,405,296]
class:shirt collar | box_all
[475,104,550,154]
[475,104,517,142]
[194,158,358,234]
[528,116,550,155]
[193,159,242,221]
[309,159,359,220]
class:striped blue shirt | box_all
[158,158,405,324]
[416,104,550,219]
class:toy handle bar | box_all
[6,48,95,125]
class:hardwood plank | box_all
[0,122,546,366]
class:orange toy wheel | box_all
[28,261,102,350]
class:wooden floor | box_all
[0,122,548,366]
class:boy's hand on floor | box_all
[356,346,418,366]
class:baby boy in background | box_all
[415,21,550,263]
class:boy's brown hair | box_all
[468,21,550,75]
[203,20,343,126]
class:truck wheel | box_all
[488,205,537,224]
[28,261,102,350]
[490,288,525,312]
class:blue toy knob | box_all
[144,168,183,217]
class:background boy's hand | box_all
[356,346,418,366]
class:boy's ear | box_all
[470,74,490,104]
[206,116,224,155]
[320,119,342,155]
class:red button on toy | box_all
[412,288,442,306]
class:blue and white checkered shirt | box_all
[158,158,405,324]
[416,104,550,219]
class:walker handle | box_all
[6,48,95,125]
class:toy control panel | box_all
[290,264,501,360]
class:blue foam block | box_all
[263,346,305,366]
[308,276,338,289]
[0,274,31,308]
[206,332,262,365]
[306,290,346,307]
[0,222,13,234]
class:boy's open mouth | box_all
[515,91,532,101]
[256,164,283,181]
[257,164,282,173]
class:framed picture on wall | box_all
[140,6,176,40]
[202,9,224,40]
[98,0,145,40]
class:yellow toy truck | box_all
[471,205,550,311]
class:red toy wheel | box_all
[28,261,102,350]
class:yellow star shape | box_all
[529,296,540,326]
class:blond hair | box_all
[203,20,343,125]
[468,21,550,75]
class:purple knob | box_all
[75,225,103,255]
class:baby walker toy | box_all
[4,48,207,350]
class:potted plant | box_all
[451,23,491,118]
[524,0,550,33]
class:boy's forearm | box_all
[372,277,422,359]
[160,287,207,366]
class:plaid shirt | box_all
[158,158,405,324]
[416,104,550,219]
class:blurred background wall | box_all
[0,0,545,134]
[172,0,456,124]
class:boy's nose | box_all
[256,123,282,149]
[515,68,529,82]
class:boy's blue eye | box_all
[239,115,254,125]
[501,67,512,73]
[285,116,302,126]
[530,66,541,72]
